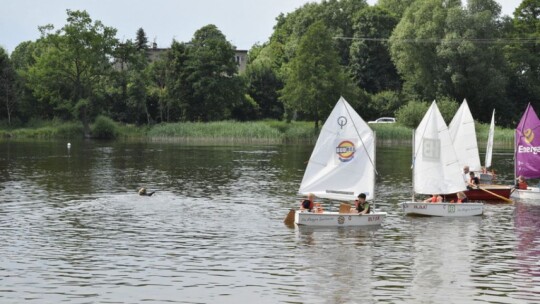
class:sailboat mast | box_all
[373,131,377,209]
[514,128,517,182]
[412,129,415,202]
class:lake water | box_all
[0,140,539,303]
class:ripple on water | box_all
[1,143,540,303]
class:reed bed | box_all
[0,119,517,146]
[147,121,284,142]
[0,122,83,139]
[475,122,514,148]
[370,123,412,143]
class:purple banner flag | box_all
[515,103,540,179]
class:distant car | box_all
[368,117,396,124]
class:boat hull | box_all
[441,185,512,201]
[511,187,540,200]
[294,211,386,227]
[464,186,512,200]
[399,202,483,217]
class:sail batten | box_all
[298,97,375,200]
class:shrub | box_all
[437,96,459,124]
[395,100,429,128]
[369,90,403,118]
[92,115,118,139]
[56,122,84,138]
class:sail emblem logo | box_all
[336,141,355,162]
[422,138,440,161]
[524,128,535,144]
[337,116,347,129]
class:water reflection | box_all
[0,140,539,303]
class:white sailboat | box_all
[512,103,540,200]
[449,102,511,199]
[449,99,481,172]
[399,101,483,216]
[480,110,496,183]
[293,97,386,226]
[485,110,495,170]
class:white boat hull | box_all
[399,202,483,217]
[294,210,386,227]
[511,187,540,200]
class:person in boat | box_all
[456,191,468,203]
[138,187,155,196]
[468,172,480,190]
[462,166,470,184]
[355,193,370,214]
[300,193,315,212]
[516,176,528,190]
[424,194,442,203]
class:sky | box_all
[1,0,523,54]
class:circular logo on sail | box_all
[337,116,347,129]
[336,140,355,162]
[524,128,535,144]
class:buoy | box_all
[67,143,71,149]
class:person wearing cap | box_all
[355,193,371,215]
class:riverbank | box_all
[0,119,515,146]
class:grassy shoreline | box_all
[0,119,515,146]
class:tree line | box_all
[0,0,539,136]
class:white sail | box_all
[299,97,375,200]
[414,101,467,195]
[448,99,481,171]
[485,110,495,169]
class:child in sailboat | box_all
[456,191,468,203]
[424,194,442,203]
[300,193,315,212]
[516,176,528,190]
[468,172,480,190]
[354,193,370,214]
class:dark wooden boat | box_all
[443,184,512,201]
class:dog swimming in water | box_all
[138,187,155,196]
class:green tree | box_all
[244,52,283,119]
[135,27,149,51]
[395,100,429,128]
[280,21,359,128]
[10,41,43,121]
[27,10,118,136]
[147,52,171,123]
[349,6,400,93]
[182,25,245,121]
[0,47,17,125]
[390,0,508,123]
[377,0,415,19]
[504,0,540,116]
[167,40,192,121]
[390,0,453,100]
[436,0,508,122]
[368,90,403,119]
[108,39,136,123]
